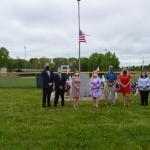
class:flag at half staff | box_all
[79,30,86,43]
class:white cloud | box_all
[0,0,150,65]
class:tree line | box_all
[0,47,149,72]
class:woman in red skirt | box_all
[119,68,132,106]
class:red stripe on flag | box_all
[79,30,86,43]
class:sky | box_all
[0,0,150,66]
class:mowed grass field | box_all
[0,77,37,88]
[0,88,150,150]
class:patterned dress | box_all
[89,78,102,98]
[71,76,80,99]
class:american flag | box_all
[79,30,86,43]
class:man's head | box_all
[109,66,113,72]
[44,63,49,70]
[141,71,147,78]
[58,70,62,75]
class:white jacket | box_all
[138,77,150,91]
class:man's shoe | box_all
[47,104,51,107]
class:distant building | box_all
[0,67,7,76]
[57,65,70,73]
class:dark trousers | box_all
[42,88,52,107]
[54,90,65,107]
[139,90,149,106]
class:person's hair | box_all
[141,72,148,78]
[74,70,80,77]
[91,71,97,79]
[44,63,49,70]
[44,62,49,68]
[74,70,79,74]
[120,67,129,76]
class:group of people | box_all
[42,63,66,108]
[89,66,132,108]
[41,63,150,110]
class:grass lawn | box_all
[0,77,36,88]
[0,88,150,150]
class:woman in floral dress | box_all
[89,72,103,108]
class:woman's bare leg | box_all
[125,94,129,106]
[93,97,96,107]
[96,98,99,108]
[123,94,126,106]
[75,98,79,109]
[123,94,129,106]
[73,99,77,110]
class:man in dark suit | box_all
[54,71,66,107]
[41,63,54,108]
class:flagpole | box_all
[77,0,81,72]
[142,59,144,72]
[105,49,108,71]
[24,46,27,71]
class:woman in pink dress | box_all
[71,71,80,110]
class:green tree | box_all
[81,57,89,71]
[88,51,120,71]
[29,58,41,69]
[88,53,99,71]
[0,47,9,67]
[39,58,51,68]
[53,58,69,68]
[105,52,120,70]
[68,57,78,71]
